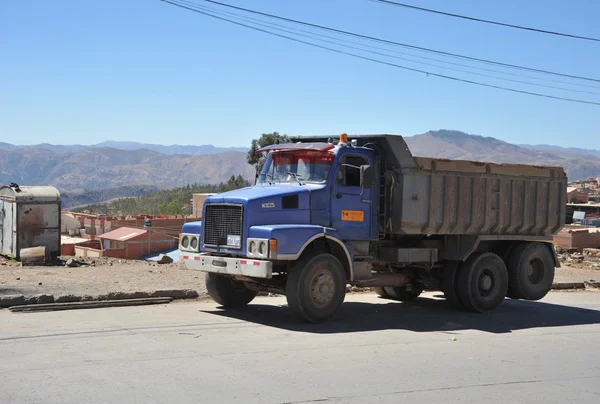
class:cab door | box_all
[331,152,373,241]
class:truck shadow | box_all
[200,295,600,334]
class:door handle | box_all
[336,193,343,199]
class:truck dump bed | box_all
[292,134,567,237]
[395,157,566,237]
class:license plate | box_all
[227,235,241,248]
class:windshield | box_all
[258,150,334,185]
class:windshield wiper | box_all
[287,172,303,185]
[259,173,274,185]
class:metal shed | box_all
[0,184,61,260]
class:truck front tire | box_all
[507,242,555,301]
[456,253,508,313]
[206,273,258,308]
[286,253,346,323]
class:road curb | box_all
[551,282,586,290]
[1,289,201,308]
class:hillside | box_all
[61,185,160,209]
[70,177,250,216]
[0,147,255,191]
[404,130,600,181]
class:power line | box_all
[199,0,600,83]
[370,0,600,42]
[162,0,600,106]
[183,1,600,95]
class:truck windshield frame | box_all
[258,150,335,185]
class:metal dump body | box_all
[291,134,567,238]
[0,185,61,260]
[393,157,567,236]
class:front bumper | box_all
[181,252,273,279]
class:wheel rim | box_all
[478,269,496,298]
[309,269,335,308]
[527,258,545,285]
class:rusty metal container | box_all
[390,157,567,237]
[0,184,61,260]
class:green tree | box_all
[247,132,290,174]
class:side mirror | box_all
[360,165,373,189]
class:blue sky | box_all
[2,0,598,148]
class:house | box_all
[69,227,177,260]
[567,187,589,204]
[99,227,178,259]
[192,193,215,218]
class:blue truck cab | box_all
[180,134,376,322]
[180,134,565,322]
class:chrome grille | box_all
[203,204,243,248]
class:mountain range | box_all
[0,141,246,155]
[1,131,598,208]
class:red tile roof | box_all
[99,227,146,241]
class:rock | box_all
[0,294,26,308]
[157,254,174,264]
[150,289,199,299]
[16,277,20,280]
[38,282,42,286]
[65,258,80,268]
[55,294,82,303]
[36,294,55,304]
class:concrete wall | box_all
[554,230,600,252]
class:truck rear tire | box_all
[442,262,464,309]
[206,273,258,308]
[286,253,346,323]
[386,285,423,301]
[456,253,508,313]
[507,242,555,301]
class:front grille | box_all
[203,204,243,248]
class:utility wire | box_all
[199,0,600,83]
[183,1,600,95]
[370,0,600,43]
[162,0,600,106]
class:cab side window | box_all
[338,155,368,187]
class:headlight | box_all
[258,241,267,255]
[247,238,268,258]
[191,237,198,249]
[181,236,190,248]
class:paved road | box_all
[1,292,600,404]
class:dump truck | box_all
[179,134,567,322]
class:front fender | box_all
[182,221,202,235]
[248,225,325,258]
[249,225,354,279]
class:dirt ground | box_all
[2,252,599,301]
[0,256,208,300]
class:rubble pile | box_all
[557,247,600,269]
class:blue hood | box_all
[204,183,326,227]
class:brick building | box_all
[98,227,178,259]
[567,187,589,204]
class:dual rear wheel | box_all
[443,242,555,312]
